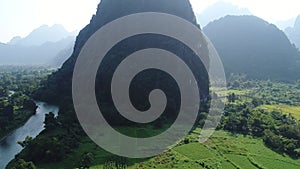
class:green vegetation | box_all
[219,76,300,157]
[258,105,300,120]
[10,159,36,169]
[18,130,300,169]
[8,74,300,168]
[0,66,54,139]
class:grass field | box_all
[37,130,300,169]
[258,104,300,120]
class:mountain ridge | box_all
[8,24,76,47]
[203,15,300,80]
[0,36,75,66]
[196,1,251,27]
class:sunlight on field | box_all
[259,104,300,120]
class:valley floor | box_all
[8,77,300,169]
[37,130,300,169]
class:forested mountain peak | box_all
[203,15,300,80]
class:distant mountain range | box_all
[8,24,76,46]
[285,15,300,50]
[0,24,75,66]
[203,15,300,80]
[276,18,297,30]
[196,1,251,28]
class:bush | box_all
[11,159,36,169]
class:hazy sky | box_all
[0,0,299,43]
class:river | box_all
[0,102,59,169]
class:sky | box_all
[0,0,300,43]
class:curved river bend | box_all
[0,102,59,169]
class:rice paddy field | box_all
[38,129,300,169]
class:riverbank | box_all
[0,109,35,140]
[0,102,59,169]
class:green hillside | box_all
[34,130,300,169]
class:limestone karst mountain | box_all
[31,0,210,145]
[203,15,300,80]
[35,0,208,106]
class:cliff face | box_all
[35,0,208,125]
[63,0,197,70]
[286,15,300,50]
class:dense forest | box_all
[219,76,300,157]
[0,66,53,139]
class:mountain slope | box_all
[35,0,206,104]
[49,44,74,68]
[0,36,75,65]
[0,25,76,66]
[286,15,300,50]
[203,15,300,80]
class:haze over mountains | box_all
[196,1,251,28]
[0,24,76,66]
[1,1,299,71]
[8,24,76,46]
[285,15,300,50]
[276,18,297,30]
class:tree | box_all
[79,152,94,169]
[0,86,7,97]
[11,159,36,169]
[279,124,300,140]
[18,136,33,148]
[23,99,37,112]
[228,93,236,103]
[103,158,127,169]
[44,112,57,131]
[252,98,263,107]
[263,130,282,150]
[3,104,14,120]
